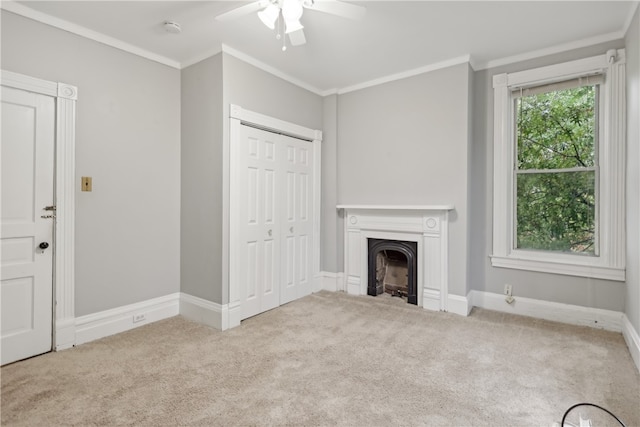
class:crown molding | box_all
[336,55,472,95]
[180,45,224,69]
[475,30,625,71]
[219,44,325,96]
[623,2,640,36]
[180,45,327,97]
[1,1,180,69]
[3,0,634,96]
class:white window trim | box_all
[491,50,626,281]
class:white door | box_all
[238,125,314,320]
[1,86,55,365]
[280,137,313,304]
[239,125,281,319]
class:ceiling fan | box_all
[215,0,366,50]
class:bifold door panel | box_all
[238,125,313,320]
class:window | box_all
[491,51,626,281]
[515,77,601,255]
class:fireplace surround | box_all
[337,205,454,312]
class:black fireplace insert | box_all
[367,238,418,305]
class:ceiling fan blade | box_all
[215,1,269,22]
[306,0,366,20]
[288,29,307,46]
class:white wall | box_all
[336,63,472,297]
[1,12,181,316]
[625,6,640,333]
[181,54,224,303]
[471,40,627,311]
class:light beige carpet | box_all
[2,291,639,426]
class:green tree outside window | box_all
[515,85,597,254]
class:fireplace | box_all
[368,239,418,305]
[337,205,457,313]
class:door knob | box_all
[268,229,272,237]
[39,242,49,250]
[289,226,294,233]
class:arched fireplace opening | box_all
[367,239,418,305]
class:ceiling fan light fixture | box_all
[282,0,303,21]
[284,20,304,34]
[282,0,303,34]
[258,3,279,30]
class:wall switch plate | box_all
[81,176,92,192]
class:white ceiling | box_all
[6,1,638,94]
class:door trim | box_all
[225,105,322,329]
[1,70,77,350]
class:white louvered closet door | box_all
[238,124,313,320]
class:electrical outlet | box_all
[504,284,512,296]
[132,313,146,323]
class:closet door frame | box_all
[226,105,322,329]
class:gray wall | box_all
[321,95,340,273]
[181,54,223,302]
[181,53,323,305]
[4,7,634,320]
[469,61,488,296]
[625,7,640,332]
[222,54,323,132]
[472,40,627,311]
[180,53,323,305]
[1,12,181,316]
[336,63,472,297]
[216,53,323,304]
[465,63,475,296]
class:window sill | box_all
[490,255,625,281]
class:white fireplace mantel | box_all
[337,204,456,313]
[337,204,454,211]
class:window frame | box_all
[513,82,601,256]
[491,50,626,281]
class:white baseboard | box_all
[75,293,180,346]
[346,277,360,295]
[226,301,241,330]
[422,289,441,312]
[313,275,323,293]
[63,285,638,374]
[470,290,623,332]
[448,293,472,316]
[422,290,471,316]
[319,271,343,292]
[179,293,230,331]
[55,318,77,351]
[622,314,640,373]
